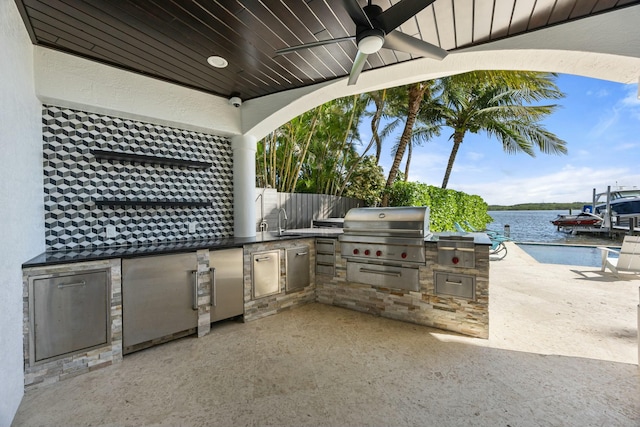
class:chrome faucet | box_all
[278,208,288,236]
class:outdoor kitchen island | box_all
[316,207,491,339]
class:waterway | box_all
[486,210,622,267]
[486,210,619,245]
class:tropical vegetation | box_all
[436,71,567,189]
[387,181,493,232]
[255,70,568,229]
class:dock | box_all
[555,185,640,238]
[556,214,640,238]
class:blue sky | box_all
[358,74,640,205]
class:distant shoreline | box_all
[488,202,589,211]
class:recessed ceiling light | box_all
[207,56,228,68]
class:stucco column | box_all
[231,134,257,237]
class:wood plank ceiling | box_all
[15,0,640,101]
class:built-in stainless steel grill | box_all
[340,207,430,291]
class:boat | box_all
[550,212,603,227]
[593,188,640,216]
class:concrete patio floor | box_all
[12,243,640,426]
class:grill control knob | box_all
[452,256,460,265]
[401,252,407,259]
[376,250,382,257]
[353,249,359,255]
[364,249,370,256]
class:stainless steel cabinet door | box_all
[286,246,310,292]
[251,250,280,299]
[209,248,244,322]
[30,270,109,363]
[122,253,198,350]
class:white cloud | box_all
[619,83,640,120]
[613,142,640,151]
[588,109,619,138]
[586,88,610,98]
[587,83,640,139]
[466,151,484,161]
[620,83,640,107]
[451,166,640,205]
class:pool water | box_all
[517,243,619,267]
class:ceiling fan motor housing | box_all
[356,28,385,54]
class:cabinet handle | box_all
[255,256,271,262]
[359,268,401,277]
[191,271,198,310]
[209,267,217,307]
[296,252,308,256]
[57,281,86,289]
[445,280,463,286]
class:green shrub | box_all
[386,181,493,232]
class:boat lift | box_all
[558,186,640,238]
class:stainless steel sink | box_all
[268,231,302,238]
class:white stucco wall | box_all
[0,1,45,424]
[34,47,240,136]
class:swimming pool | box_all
[517,243,620,267]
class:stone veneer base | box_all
[22,259,123,388]
[315,241,490,339]
[22,237,489,387]
[243,238,317,322]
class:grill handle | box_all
[190,270,198,310]
[209,267,217,307]
[57,281,86,289]
[359,267,402,277]
[343,227,423,235]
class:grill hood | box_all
[342,207,430,239]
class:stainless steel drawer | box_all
[316,239,335,254]
[437,240,475,268]
[252,250,280,298]
[316,264,335,276]
[30,269,110,364]
[316,239,336,276]
[316,254,335,265]
[346,261,419,292]
[434,272,476,300]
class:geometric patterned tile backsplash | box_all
[43,105,234,250]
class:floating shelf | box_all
[92,149,211,169]
[94,199,212,208]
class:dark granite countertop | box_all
[23,229,491,268]
[22,231,337,268]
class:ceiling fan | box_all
[275,0,448,86]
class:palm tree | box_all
[437,70,567,189]
[380,82,434,206]
[257,96,367,195]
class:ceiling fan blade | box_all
[348,50,369,85]
[275,36,356,55]
[378,0,437,33]
[342,0,374,28]
[383,30,448,60]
